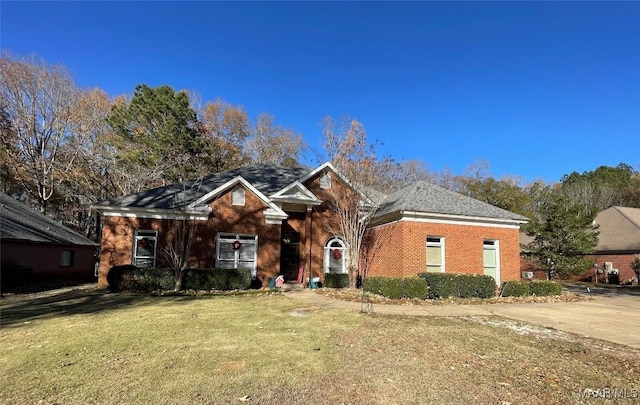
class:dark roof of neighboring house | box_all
[0,193,98,246]
[96,165,312,209]
[594,206,640,252]
[374,181,529,222]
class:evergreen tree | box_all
[522,187,599,280]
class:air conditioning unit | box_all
[521,271,534,279]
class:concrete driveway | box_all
[286,285,640,349]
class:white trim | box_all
[231,187,246,206]
[483,239,500,285]
[186,176,288,223]
[94,205,211,220]
[216,233,258,277]
[398,211,524,229]
[426,236,445,273]
[300,161,376,206]
[323,237,348,274]
[270,181,322,206]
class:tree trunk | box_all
[174,269,184,292]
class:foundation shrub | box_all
[363,276,428,299]
[324,273,350,288]
[419,273,496,299]
[529,280,562,296]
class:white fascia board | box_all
[399,210,526,229]
[270,181,322,205]
[92,205,211,220]
[299,161,375,206]
[186,175,288,220]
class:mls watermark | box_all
[581,388,638,400]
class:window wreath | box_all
[231,240,242,250]
[332,249,342,260]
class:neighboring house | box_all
[92,163,528,289]
[366,182,528,285]
[0,192,98,287]
[584,206,640,283]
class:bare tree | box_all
[159,217,199,292]
[319,116,398,287]
[246,113,306,166]
[0,53,81,212]
[198,99,251,172]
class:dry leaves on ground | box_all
[315,288,592,306]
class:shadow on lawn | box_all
[0,285,199,328]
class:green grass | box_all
[1,288,639,404]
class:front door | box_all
[280,232,300,282]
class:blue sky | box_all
[2,1,639,184]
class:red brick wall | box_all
[98,185,283,288]
[366,220,522,283]
[1,241,96,282]
[586,253,638,283]
[303,171,352,281]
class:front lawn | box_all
[1,288,638,404]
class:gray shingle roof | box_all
[0,193,98,246]
[594,206,640,252]
[96,165,311,209]
[374,181,529,222]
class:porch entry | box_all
[280,232,300,282]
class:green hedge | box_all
[183,268,251,291]
[418,273,496,299]
[323,273,350,288]
[502,280,562,297]
[106,266,252,292]
[363,276,428,300]
[500,281,530,297]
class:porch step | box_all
[280,282,305,292]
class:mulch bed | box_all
[315,288,592,306]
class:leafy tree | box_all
[561,163,640,210]
[522,187,599,280]
[246,113,306,166]
[0,52,81,213]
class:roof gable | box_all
[594,206,640,252]
[373,181,528,225]
[270,181,322,206]
[0,193,97,246]
[94,165,312,211]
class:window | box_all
[324,237,347,273]
[60,250,74,267]
[216,233,258,277]
[133,230,157,268]
[232,187,245,206]
[483,240,499,284]
[426,236,444,273]
[320,173,332,189]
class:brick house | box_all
[0,192,98,288]
[92,163,528,289]
[365,182,528,284]
[583,206,640,284]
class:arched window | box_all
[324,237,347,274]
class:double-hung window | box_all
[426,236,445,273]
[133,230,158,268]
[216,233,258,277]
[483,240,499,284]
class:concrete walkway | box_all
[284,289,640,349]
